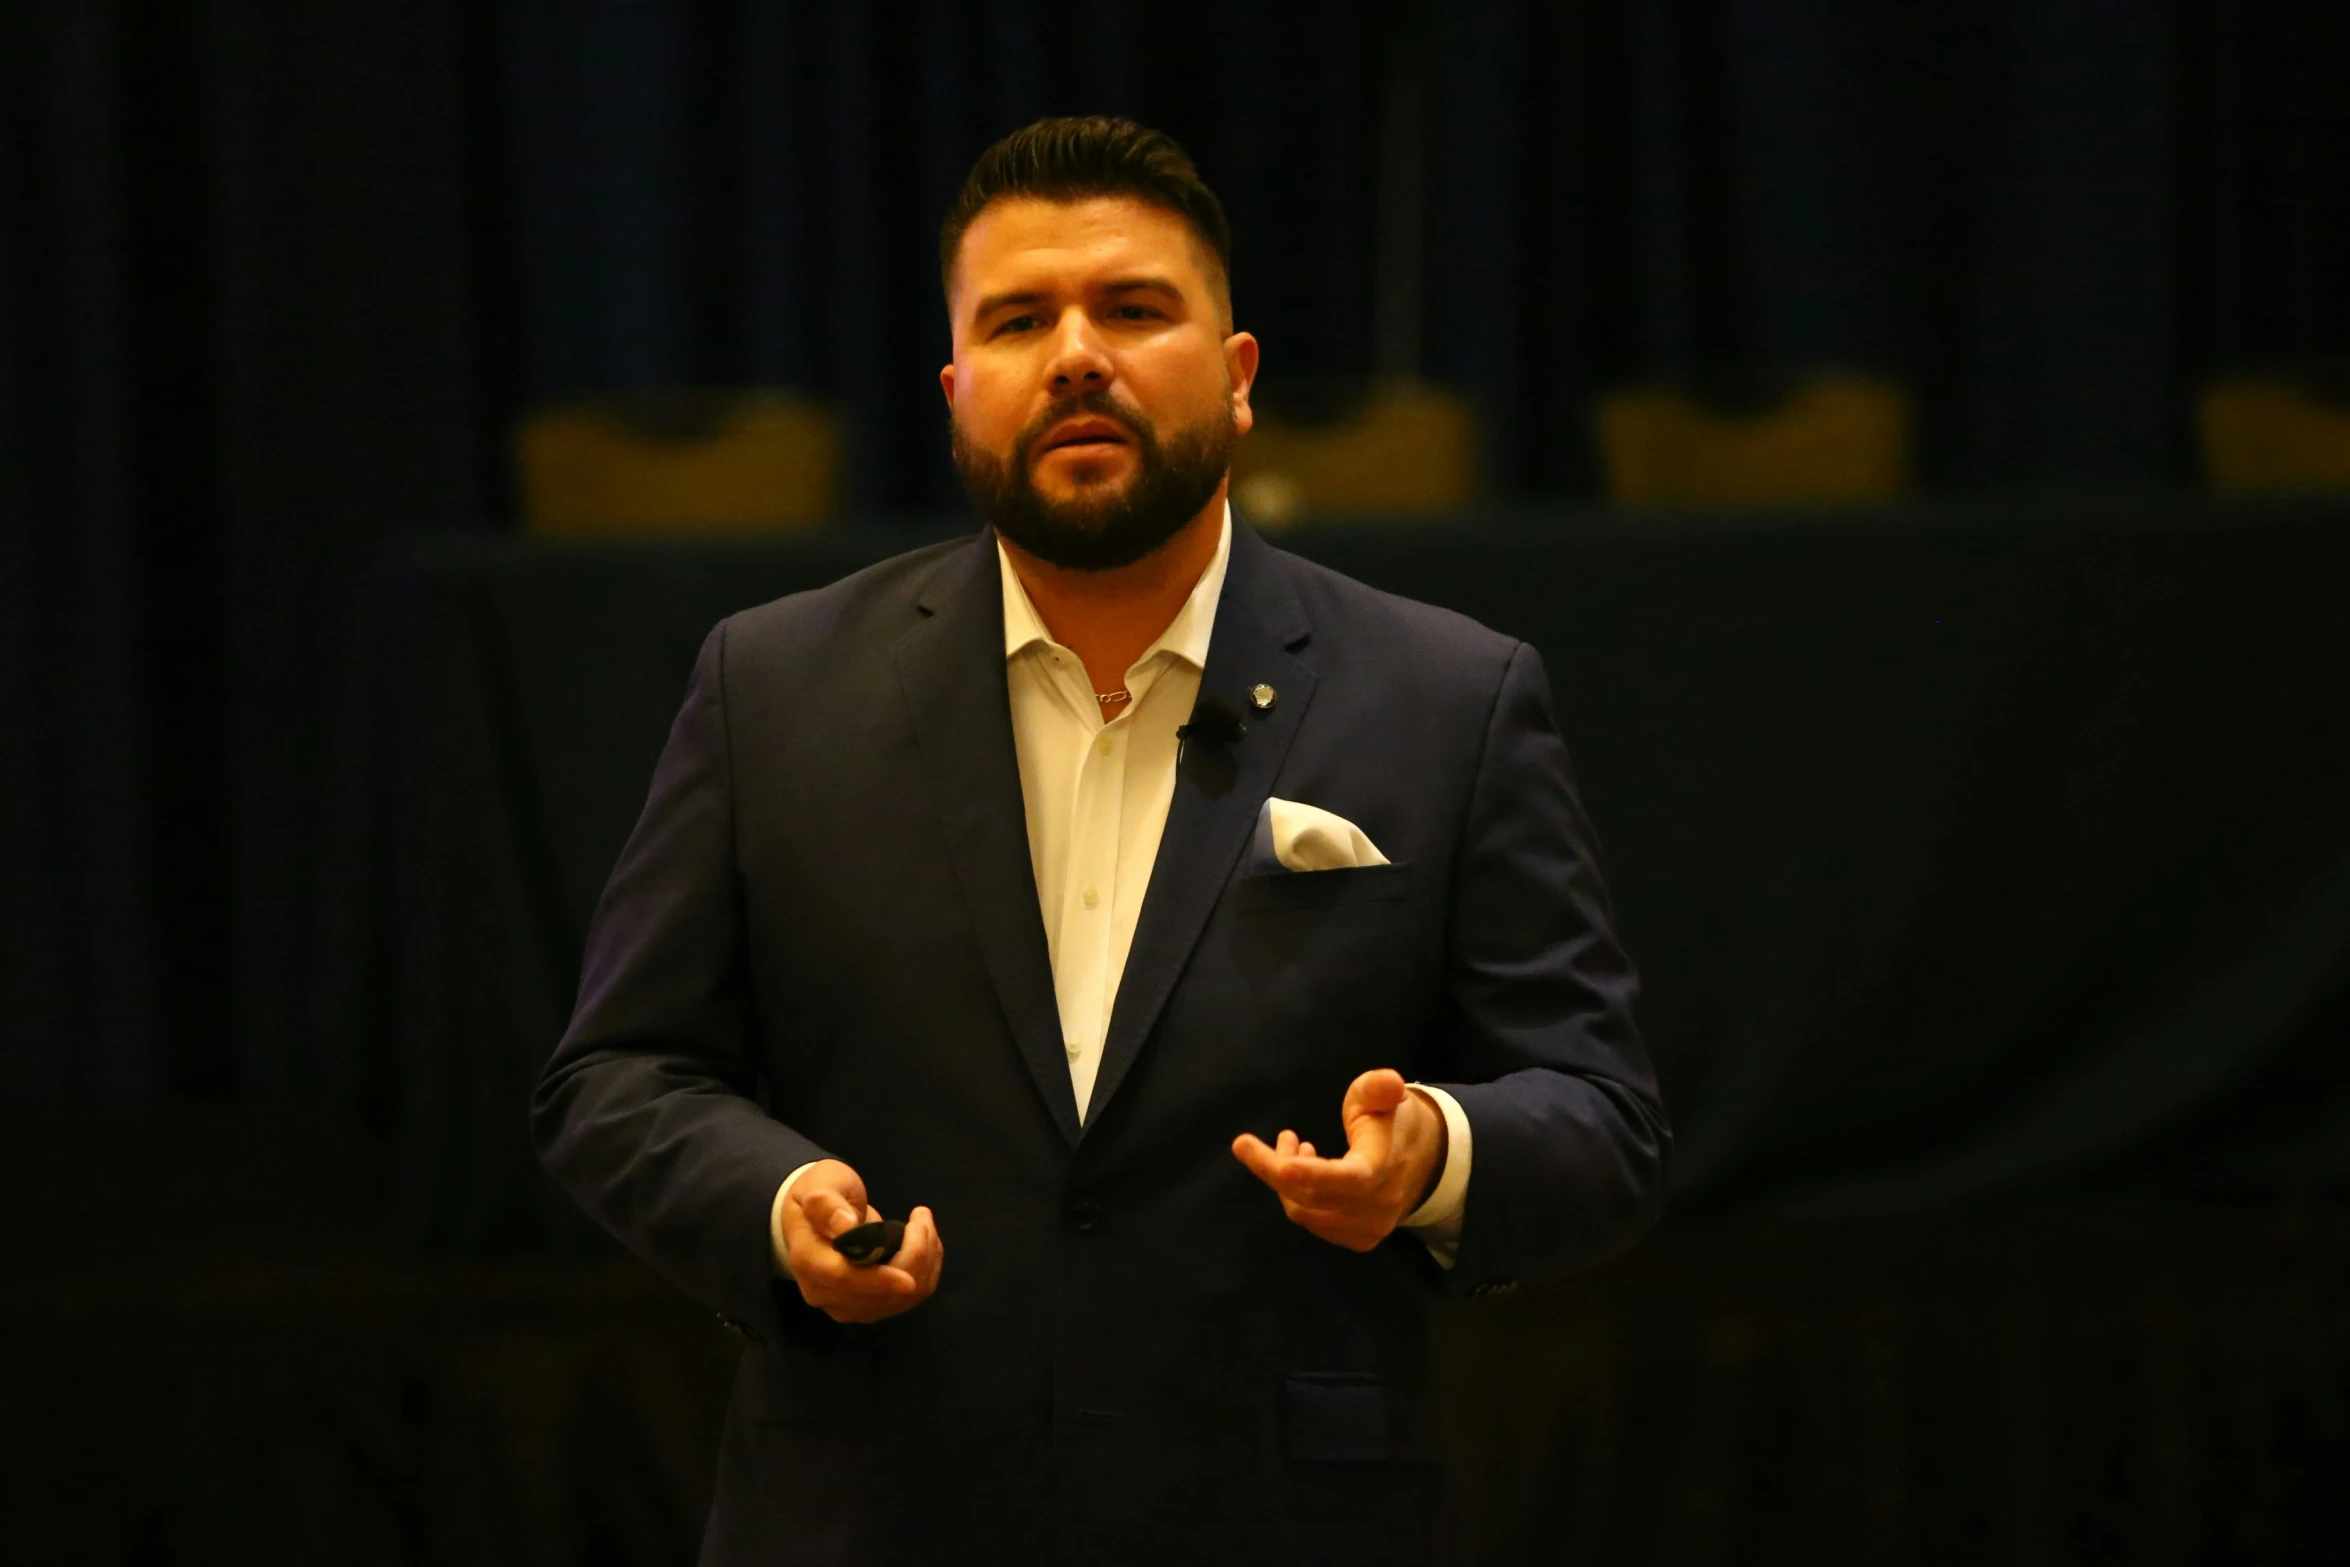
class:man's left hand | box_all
[1231,1069,1447,1252]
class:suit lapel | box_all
[894,534,1083,1145]
[1086,523,1316,1127]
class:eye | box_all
[991,313,1041,338]
[1110,303,1161,321]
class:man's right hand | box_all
[778,1159,943,1324]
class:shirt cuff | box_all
[1399,1084,1471,1269]
[770,1160,822,1279]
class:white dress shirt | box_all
[772,504,1470,1271]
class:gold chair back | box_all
[2199,371,2350,494]
[1599,372,1912,507]
[519,388,840,534]
[1231,381,1479,525]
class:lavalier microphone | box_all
[1176,694,1248,762]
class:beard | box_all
[951,386,1236,572]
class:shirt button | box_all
[1065,1199,1105,1233]
[1065,1039,1081,1060]
[1082,886,1100,909]
[1097,735,1115,756]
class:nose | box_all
[1043,308,1113,394]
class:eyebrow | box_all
[969,276,1187,326]
[1101,275,1183,300]
[971,288,1045,324]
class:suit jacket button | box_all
[715,1313,764,1345]
[1065,1200,1105,1233]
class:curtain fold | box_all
[4,0,2346,1100]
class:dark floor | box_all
[4,1105,2346,1565]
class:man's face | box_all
[940,195,1257,570]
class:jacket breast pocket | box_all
[1234,862,1413,915]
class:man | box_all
[533,116,1667,1566]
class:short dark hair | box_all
[940,116,1232,302]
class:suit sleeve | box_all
[1425,640,1670,1294]
[530,619,829,1345]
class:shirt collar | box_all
[998,501,1233,671]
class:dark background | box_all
[5,2,2350,1562]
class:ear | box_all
[938,362,957,411]
[1224,332,1260,439]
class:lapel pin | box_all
[1249,683,1277,713]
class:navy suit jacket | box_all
[532,519,1668,1566]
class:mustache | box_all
[951,383,1236,572]
[1015,388,1152,462]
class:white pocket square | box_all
[1249,798,1391,874]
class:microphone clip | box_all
[1175,694,1248,764]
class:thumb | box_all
[799,1163,870,1238]
[1343,1068,1408,1123]
[1342,1069,1406,1162]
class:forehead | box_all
[949,195,1216,313]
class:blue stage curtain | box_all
[3,0,2346,1099]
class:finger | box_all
[1243,1133,1380,1194]
[1278,1129,1300,1157]
[1264,1170,1378,1218]
[1266,1148,1380,1195]
[1272,1176,1376,1214]
[818,1252,923,1297]
[1232,1133,1286,1186]
[1239,1130,1387,1199]
[905,1206,944,1292]
[796,1249,876,1303]
[795,1217,922,1295]
[792,1188,840,1237]
[1341,1078,1398,1163]
[889,1205,937,1276]
[1343,1072,1404,1126]
[794,1159,870,1220]
[1343,1068,1409,1119]
[800,1187,863,1241]
[790,1224,862,1289]
[1343,1110,1392,1171]
[793,1236,880,1291]
[794,1194,895,1283]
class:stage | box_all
[6,1102,2344,1563]
[19,495,2341,1561]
